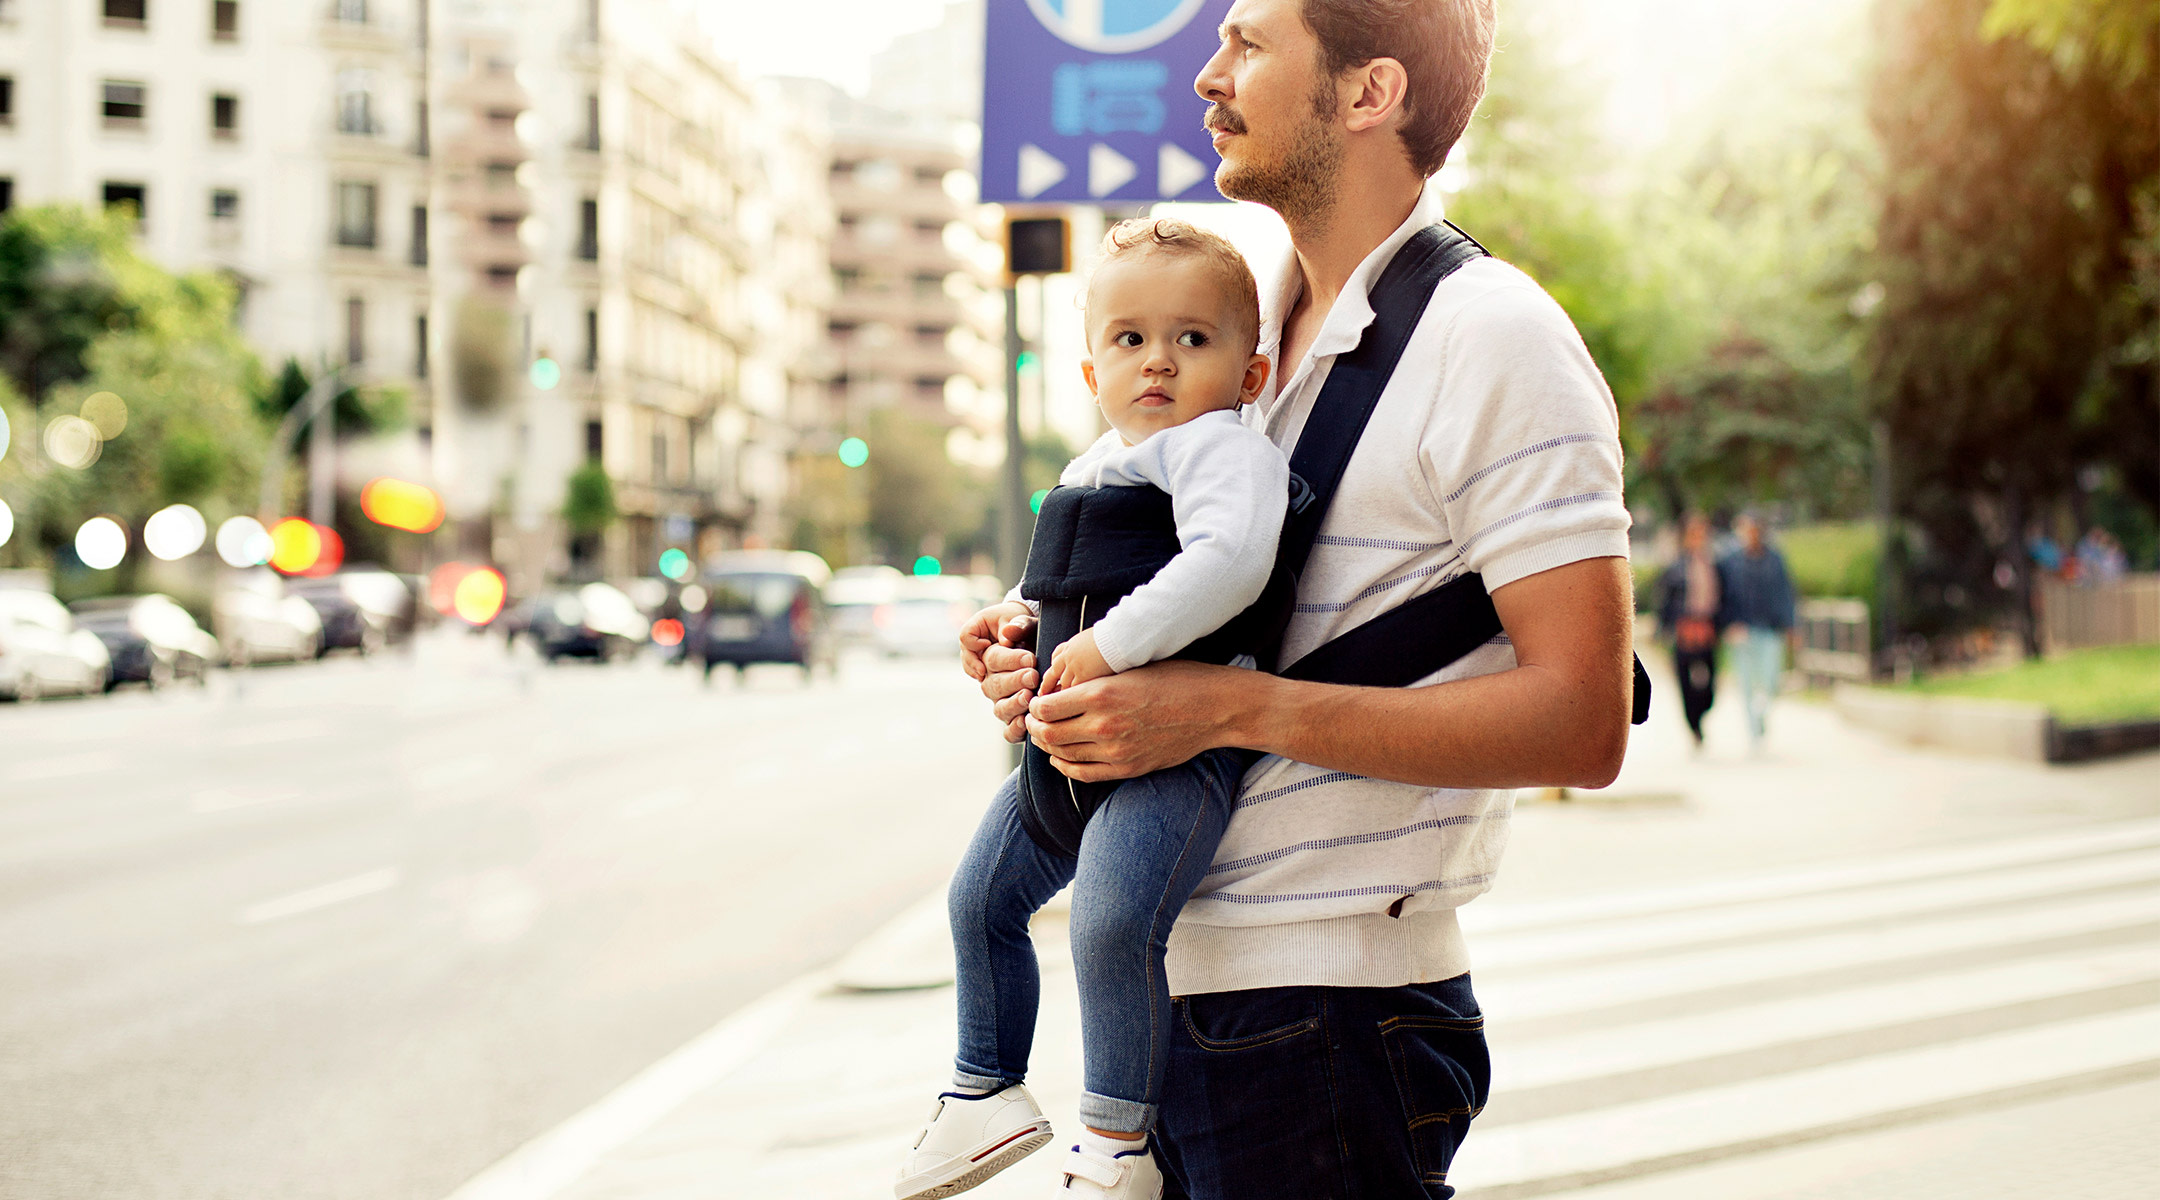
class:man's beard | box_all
[1209,85,1344,229]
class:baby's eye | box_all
[1176,331,1210,348]
[1114,331,1143,348]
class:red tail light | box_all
[790,592,811,639]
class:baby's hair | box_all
[1088,218,1261,352]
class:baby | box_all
[895,220,1287,1200]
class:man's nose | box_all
[1195,44,1231,103]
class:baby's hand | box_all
[1041,629,1114,694]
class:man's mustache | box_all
[1205,104,1246,135]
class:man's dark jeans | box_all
[1153,974,1491,1199]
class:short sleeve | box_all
[1424,283,1631,592]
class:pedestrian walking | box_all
[1658,514,1725,747]
[1721,514,1796,749]
[961,1,1641,1195]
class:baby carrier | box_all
[1016,224,1652,858]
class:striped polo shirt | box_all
[1165,186,1633,996]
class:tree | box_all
[1869,0,2159,652]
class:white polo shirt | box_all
[1165,185,1633,995]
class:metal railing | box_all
[1797,597,1872,687]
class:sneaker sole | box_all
[898,1123,1053,1200]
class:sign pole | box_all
[1001,285,1028,589]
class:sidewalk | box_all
[440,673,2160,1200]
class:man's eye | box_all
[1115,331,1143,348]
[1177,331,1209,348]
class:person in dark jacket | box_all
[1657,514,1724,746]
[1720,514,1797,747]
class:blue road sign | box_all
[982,0,1232,205]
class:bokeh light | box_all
[216,516,273,567]
[360,477,445,533]
[75,516,128,570]
[0,406,10,462]
[529,357,563,390]
[43,415,102,469]
[452,566,507,625]
[143,504,208,560]
[838,437,869,468]
[1030,489,1049,514]
[680,584,708,613]
[657,547,692,581]
[302,526,345,577]
[912,555,942,576]
[427,562,475,615]
[0,498,13,549]
[80,391,128,439]
[652,618,684,647]
[269,518,323,574]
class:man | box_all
[1721,514,1796,749]
[958,1,1635,1194]
[1656,514,1723,748]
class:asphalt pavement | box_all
[0,635,1009,1200]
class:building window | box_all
[336,69,374,135]
[333,0,367,23]
[334,181,376,247]
[409,205,426,265]
[580,0,599,43]
[211,0,238,40]
[0,179,14,214]
[209,188,239,220]
[0,77,13,125]
[345,295,365,364]
[484,265,518,289]
[582,93,600,151]
[102,182,147,226]
[211,93,238,139]
[583,307,598,371]
[584,419,603,460]
[413,100,428,156]
[577,198,598,261]
[414,314,428,379]
[652,432,667,483]
[104,0,147,28]
[102,80,147,129]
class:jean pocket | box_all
[1179,990,1321,1052]
[1378,1014,1490,1196]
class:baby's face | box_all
[1083,254,1267,446]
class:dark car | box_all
[524,581,651,663]
[284,575,379,656]
[68,594,219,689]
[692,551,836,682]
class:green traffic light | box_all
[1030,489,1049,515]
[838,437,869,468]
[530,357,562,390]
[912,555,942,577]
[1016,351,1040,372]
[658,548,692,581]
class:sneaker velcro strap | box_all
[1061,1152,1122,1188]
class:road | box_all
[0,635,1010,1200]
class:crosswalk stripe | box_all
[1478,888,2160,1021]
[1464,817,2160,935]
[1451,1004,2160,1192]
[1490,942,2160,1090]
[1474,847,2160,970]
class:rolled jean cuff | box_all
[952,1065,1015,1093]
[1077,1091,1154,1135]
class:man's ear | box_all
[1241,353,1271,404]
[1343,57,1409,135]
[1081,358,1099,396]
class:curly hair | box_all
[1089,218,1262,352]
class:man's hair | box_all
[1089,219,1261,352]
[1300,0,1497,177]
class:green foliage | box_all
[562,461,617,535]
[257,357,410,438]
[1983,0,2160,86]
[862,407,990,564]
[1902,642,2160,723]
[1783,521,1883,603]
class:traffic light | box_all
[1005,216,1070,277]
[838,436,869,468]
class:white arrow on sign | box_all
[1158,142,1209,198]
[1018,144,1068,199]
[1089,143,1138,198]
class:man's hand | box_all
[1040,628,1113,694]
[959,601,1038,744]
[1027,659,1246,782]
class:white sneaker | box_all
[895,1084,1054,1200]
[1057,1140,1163,1198]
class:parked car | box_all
[212,569,324,666]
[284,575,377,656]
[332,567,420,644]
[68,594,219,689]
[0,588,112,700]
[875,574,977,658]
[693,551,836,681]
[826,565,904,646]
[525,581,651,662]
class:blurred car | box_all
[68,594,219,689]
[874,574,977,658]
[693,551,835,681]
[284,575,379,656]
[212,569,324,665]
[826,565,904,646]
[967,574,1013,614]
[0,587,112,700]
[525,581,651,662]
[332,567,420,644]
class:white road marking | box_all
[1453,1004,2160,1190]
[239,867,400,924]
[1465,817,2160,935]
[1493,941,2160,1089]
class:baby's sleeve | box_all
[1087,419,1288,673]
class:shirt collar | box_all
[1254,182,1449,371]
